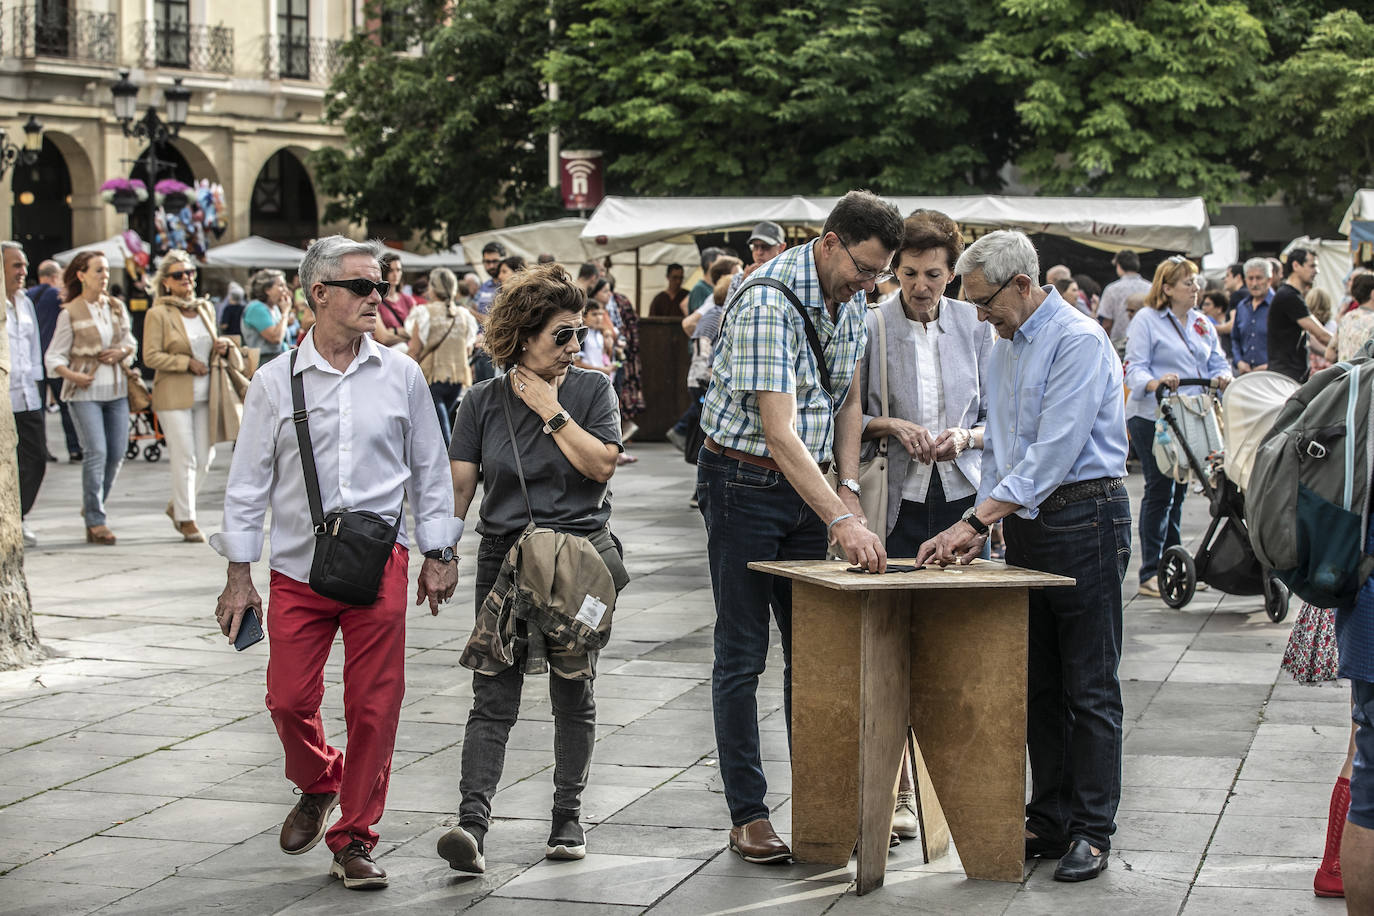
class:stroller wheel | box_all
[1263,575,1290,623]
[1158,546,1196,609]
[143,444,161,462]
[125,442,139,460]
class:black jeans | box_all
[428,380,463,448]
[458,534,596,830]
[1004,487,1131,852]
[885,470,987,559]
[43,377,80,457]
[1127,416,1185,585]
[13,406,46,516]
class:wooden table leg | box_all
[909,586,1028,882]
[855,590,911,894]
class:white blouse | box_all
[45,298,139,403]
[182,312,214,403]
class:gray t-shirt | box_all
[451,367,623,538]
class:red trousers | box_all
[265,544,409,852]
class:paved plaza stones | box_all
[0,418,1354,914]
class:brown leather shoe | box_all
[178,521,206,543]
[279,791,338,855]
[728,818,792,864]
[330,840,388,889]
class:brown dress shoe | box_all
[280,791,338,855]
[728,818,792,864]
[330,840,388,889]
[178,521,206,543]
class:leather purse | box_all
[289,350,401,605]
[857,304,890,534]
[124,366,152,413]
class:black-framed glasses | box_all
[167,269,196,281]
[321,278,390,298]
[552,325,590,347]
[968,274,1018,310]
[839,239,893,283]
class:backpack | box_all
[1247,357,1374,608]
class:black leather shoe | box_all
[1053,839,1108,881]
[1024,833,1069,860]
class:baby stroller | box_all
[127,406,166,462]
[1154,372,1300,622]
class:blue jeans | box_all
[1003,487,1131,852]
[696,446,826,826]
[1351,680,1374,831]
[68,398,129,527]
[886,470,989,560]
[1127,415,1185,585]
[428,380,463,448]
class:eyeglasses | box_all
[839,239,893,284]
[320,278,390,298]
[167,269,196,281]
[552,325,590,347]
[968,274,1018,309]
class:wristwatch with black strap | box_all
[423,546,457,564]
[960,506,990,536]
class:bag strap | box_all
[418,308,458,366]
[498,376,536,526]
[727,276,832,395]
[290,350,326,531]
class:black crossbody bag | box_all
[290,350,402,605]
[727,276,833,396]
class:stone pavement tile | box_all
[504,718,617,751]
[466,899,640,916]
[1007,855,1189,915]
[177,832,336,886]
[1123,755,1240,789]
[93,709,240,738]
[587,763,683,789]
[386,719,461,755]
[1168,660,1279,685]
[150,679,267,710]
[276,856,527,915]
[1180,886,1340,915]
[1123,727,1253,757]
[647,871,849,915]
[605,785,728,829]
[663,683,714,710]
[0,877,130,916]
[0,748,128,790]
[589,696,674,727]
[401,693,472,720]
[694,850,854,883]
[490,853,700,906]
[381,769,467,814]
[1207,814,1326,858]
[1109,850,1200,883]
[593,733,715,768]
[593,674,699,703]
[92,874,320,915]
[0,789,178,825]
[66,753,256,797]
[585,823,726,860]
[172,727,284,759]
[193,762,293,804]
[0,814,113,864]
[1224,779,1334,819]
[392,816,552,867]
[616,707,715,737]
[7,835,229,888]
[104,797,291,844]
[1119,660,1181,681]
[492,777,651,823]
[1114,810,1219,854]
[826,870,1018,915]
[372,808,450,853]
[2,692,150,723]
[1237,749,1348,783]
[611,659,714,680]
[0,785,33,806]
[37,730,175,759]
[1249,724,1353,754]
[1118,786,1229,815]
[493,749,556,790]
[1269,680,1348,703]
[0,716,82,749]
[1153,682,1271,706]
[1194,854,1322,890]
[1136,701,1263,733]
[1262,700,1355,726]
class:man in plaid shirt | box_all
[695,190,903,865]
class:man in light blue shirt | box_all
[917,230,1130,884]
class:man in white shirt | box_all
[4,242,45,547]
[210,236,460,890]
[1097,250,1151,353]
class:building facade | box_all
[0,0,359,267]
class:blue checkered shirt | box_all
[700,241,867,464]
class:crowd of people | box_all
[6,211,1373,906]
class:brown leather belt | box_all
[704,437,831,475]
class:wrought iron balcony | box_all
[138,20,233,74]
[260,34,345,83]
[8,3,117,64]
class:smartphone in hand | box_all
[233,607,264,651]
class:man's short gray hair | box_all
[298,235,383,310]
[1243,256,1272,278]
[0,240,24,256]
[954,230,1040,286]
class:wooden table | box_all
[747,559,1075,894]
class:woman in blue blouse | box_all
[1123,256,1231,598]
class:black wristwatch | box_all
[423,546,457,563]
[960,506,990,536]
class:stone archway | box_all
[10,137,74,272]
[250,147,318,249]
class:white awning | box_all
[52,236,129,266]
[202,236,308,270]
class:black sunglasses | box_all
[167,269,196,281]
[553,325,590,347]
[320,278,390,298]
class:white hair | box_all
[1243,256,1272,278]
[298,235,383,310]
[954,230,1039,286]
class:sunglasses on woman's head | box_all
[320,278,391,298]
[168,269,196,281]
[552,325,590,347]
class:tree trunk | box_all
[0,302,43,670]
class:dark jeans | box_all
[13,406,46,516]
[886,471,988,560]
[1127,415,1186,584]
[696,446,827,825]
[42,377,80,457]
[458,534,596,830]
[428,380,463,448]
[673,386,705,436]
[1004,487,1131,852]
[470,351,495,384]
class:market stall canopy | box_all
[52,236,128,266]
[381,246,469,270]
[580,194,1213,258]
[1200,225,1240,275]
[459,217,696,270]
[203,236,308,270]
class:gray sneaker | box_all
[21,525,37,548]
[437,824,485,874]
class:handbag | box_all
[124,366,151,412]
[1153,391,1224,484]
[857,304,890,534]
[289,350,401,605]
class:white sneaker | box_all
[892,791,919,839]
[21,525,37,548]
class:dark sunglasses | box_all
[553,325,590,347]
[167,269,196,281]
[321,278,390,298]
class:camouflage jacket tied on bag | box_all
[461,525,629,680]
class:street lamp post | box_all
[110,70,191,258]
[0,115,44,179]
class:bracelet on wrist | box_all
[827,512,856,535]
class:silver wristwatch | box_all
[839,478,862,497]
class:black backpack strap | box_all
[726,276,832,396]
[289,350,326,532]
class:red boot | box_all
[1314,776,1350,898]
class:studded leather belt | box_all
[1040,477,1124,514]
